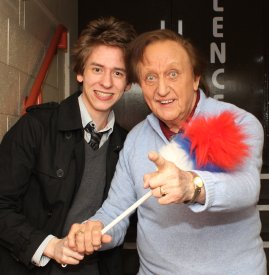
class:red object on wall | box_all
[22,24,67,114]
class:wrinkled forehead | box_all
[139,40,191,69]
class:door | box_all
[78,0,171,34]
[78,0,268,140]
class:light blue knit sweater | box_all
[92,91,267,275]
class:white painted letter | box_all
[213,17,223,38]
[160,20,165,29]
[178,20,183,35]
[213,0,224,12]
[213,94,224,100]
[210,42,226,64]
[212,68,225,89]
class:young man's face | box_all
[77,45,129,119]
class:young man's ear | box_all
[77,74,83,83]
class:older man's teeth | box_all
[160,99,173,104]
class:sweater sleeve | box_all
[91,132,138,249]
[190,110,264,213]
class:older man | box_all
[67,29,266,275]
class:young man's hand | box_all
[44,237,84,265]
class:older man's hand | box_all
[144,151,196,204]
[67,221,112,255]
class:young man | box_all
[0,17,136,275]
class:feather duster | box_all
[159,141,194,170]
[160,111,249,172]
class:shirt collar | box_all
[78,95,115,143]
[160,90,200,140]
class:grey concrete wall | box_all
[0,0,78,141]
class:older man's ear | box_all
[124,83,132,92]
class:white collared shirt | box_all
[78,94,115,147]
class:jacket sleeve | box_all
[0,114,48,268]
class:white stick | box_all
[101,190,152,234]
[61,191,152,268]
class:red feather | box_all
[183,111,249,171]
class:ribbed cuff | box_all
[188,170,215,212]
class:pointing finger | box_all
[148,151,166,170]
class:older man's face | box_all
[138,40,200,132]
